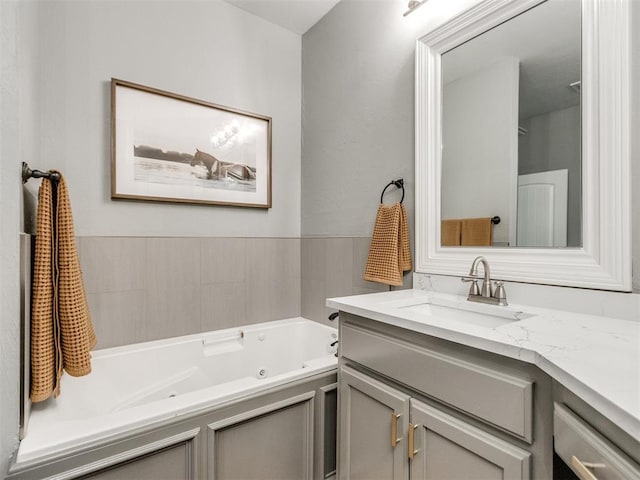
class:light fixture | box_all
[403,0,428,17]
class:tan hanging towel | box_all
[364,203,412,287]
[441,219,462,246]
[461,217,493,246]
[31,173,96,402]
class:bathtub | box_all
[16,317,338,466]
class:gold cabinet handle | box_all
[391,413,402,447]
[571,455,606,480]
[408,424,419,460]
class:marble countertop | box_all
[327,289,640,441]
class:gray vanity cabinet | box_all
[337,312,553,480]
[339,366,530,480]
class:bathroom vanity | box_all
[382,0,639,474]
[329,290,640,480]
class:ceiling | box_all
[223,0,341,35]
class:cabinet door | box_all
[207,392,315,480]
[409,399,531,480]
[79,428,201,480]
[83,442,196,480]
[339,366,410,480]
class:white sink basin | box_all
[397,297,535,329]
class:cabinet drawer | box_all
[554,403,640,480]
[341,323,533,442]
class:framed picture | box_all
[111,78,272,208]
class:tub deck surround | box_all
[327,289,640,442]
[15,318,338,466]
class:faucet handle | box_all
[461,276,480,296]
[493,281,508,306]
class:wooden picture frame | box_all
[111,78,272,208]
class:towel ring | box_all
[380,178,405,204]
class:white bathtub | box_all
[17,317,338,464]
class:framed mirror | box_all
[415,0,631,291]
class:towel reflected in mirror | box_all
[441,217,493,247]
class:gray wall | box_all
[0,3,21,475]
[0,1,41,474]
[302,0,639,294]
[23,0,302,238]
[301,0,484,237]
[302,238,391,324]
[300,0,481,321]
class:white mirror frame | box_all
[415,0,631,291]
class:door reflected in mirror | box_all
[440,0,581,248]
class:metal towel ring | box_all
[380,178,405,204]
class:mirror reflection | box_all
[440,0,581,248]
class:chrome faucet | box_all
[461,256,508,306]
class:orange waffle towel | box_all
[31,173,96,402]
[441,219,462,246]
[461,217,493,246]
[364,203,412,287]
